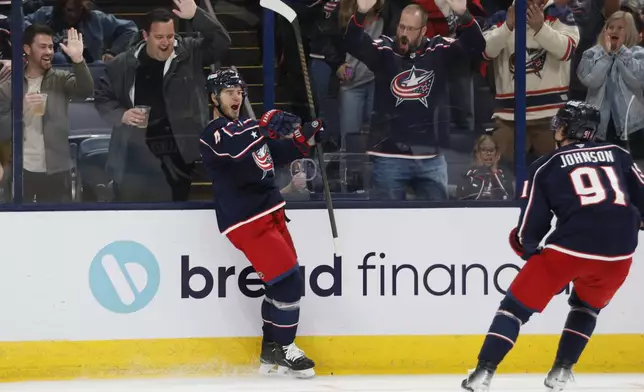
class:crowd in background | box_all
[0,0,642,203]
[283,0,644,200]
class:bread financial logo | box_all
[89,241,160,314]
[390,66,435,108]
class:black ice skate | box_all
[273,342,315,379]
[461,361,496,392]
[258,339,277,375]
[544,360,575,392]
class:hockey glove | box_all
[292,119,325,155]
[508,227,525,258]
[258,109,301,139]
[509,227,541,260]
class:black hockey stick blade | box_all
[260,0,341,257]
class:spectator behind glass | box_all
[0,14,10,81]
[620,1,644,44]
[343,0,485,201]
[414,0,489,134]
[484,0,579,167]
[577,11,644,161]
[308,0,342,147]
[308,0,400,147]
[25,0,138,64]
[0,24,93,202]
[1,2,32,62]
[94,1,231,203]
[568,0,621,101]
[337,0,382,149]
[456,134,514,200]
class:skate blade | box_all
[259,363,277,376]
[276,365,316,379]
[544,382,566,392]
[461,384,488,392]
[461,383,488,392]
[461,371,490,392]
[544,373,573,391]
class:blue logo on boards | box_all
[89,241,160,314]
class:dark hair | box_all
[52,0,92,25]
[621,5,644,34]
[23,24,55,46]
[144,8,176,32]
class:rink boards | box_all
[0,208,642,381]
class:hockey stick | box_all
[622,95,636,152]
[260,0,341,257]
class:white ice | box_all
[0,374,642,392]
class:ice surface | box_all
[0,374,642,391]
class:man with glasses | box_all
[343,0,484,201]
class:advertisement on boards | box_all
[0,208,641,342]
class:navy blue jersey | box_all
[517,142,644,261]
[199,116,307,234]
[343,12,485,156]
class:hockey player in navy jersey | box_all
[198,69,325,379]
[461,101,644,392]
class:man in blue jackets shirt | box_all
[344,0,485,200]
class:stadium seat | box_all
[77,136,112,202]
[67,100,112,201]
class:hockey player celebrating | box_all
[198,69,325,379]
[461,101,644,392]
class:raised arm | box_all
[576,45,614,89]
[532,5,579,61]
[343,0,385,72]
[441,9,485,61]
[482,9,513,60]
[58,28,93,99]
[172,0,231,66]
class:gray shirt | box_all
[341,16,384,90]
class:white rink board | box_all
[0,208,641,342]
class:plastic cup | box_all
[31,93,47,116]
[135,105,151,128]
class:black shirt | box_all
[134,48,168,127]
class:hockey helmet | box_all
[206,68,247,100]
[551,101,601,142]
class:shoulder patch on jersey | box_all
[252,144,275,180]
